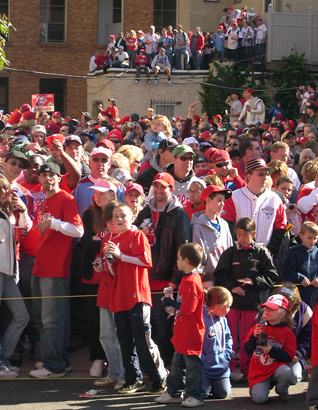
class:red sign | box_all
[32,94,55,112]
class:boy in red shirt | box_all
[155,243,205,408]
[135,49,151,83]
[104,203,167,394]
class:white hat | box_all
[87,179,116,193]
[183,137,199,146]
[32,125,46,135]
[90,147,112,159]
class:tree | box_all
[0,14,15,70]
[270,54,314,119]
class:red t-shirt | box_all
[32,189,83,278]
[183,201,206,219]
[171,271,205,355]
[244,324,296,388]
[109,229,152,313]
[126,36,138,50]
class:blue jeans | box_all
[202,376,231,398]
[99,307,124,381]
[191,52,202,69]
[136,65,150,79]
[114,302,161,385]
[167,352,205,400]
[255,42,266,64]
[175,48,189,69]
[31,276,70,373]
[250,364,297,404]
[0,273,29,367]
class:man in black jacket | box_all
[135,172,192,367]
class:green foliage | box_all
[270,54,314,118]
[0,14,15,70]
[199,61,272,117]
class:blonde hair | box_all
[204,286,233,309]
[301,160,318,183]
[151,114,173,137]
[272,282,302,317]
[203,174,224,188]
[0,175,12,216]
[111,152,130,171]
[268,160,288,184]
[117,145,143,165]
[300,221,318,236]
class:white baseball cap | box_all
[90,147,112,159]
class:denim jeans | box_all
[255,42,266,64]
[99,307,124,381]
[191,52,202,70]
[0,273,29,367]
[306,365,318,407]
[114,302,161,385]
[31,276,70,373]
[202,376,231,398]
[290,360,303,383]
[167,352,205,400]
[175,48,189,69]
[136,65,150,79]
[250,364,297,404]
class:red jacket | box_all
[190,33,205,51]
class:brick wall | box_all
[0,0,98,118]
[123,0,153,33]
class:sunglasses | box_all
[176,156,194,162]
[284,135,296,140]
[8,160,25,169]
[215,161,230,168]
[109,139,121,144]
[91,157,109,163]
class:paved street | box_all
[0,347,310,410]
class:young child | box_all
[123,183,145,217]
[282,221,318,308]
[192,185,233,282]
[155,243,206,408]
[202,286,234,399]
[143,114,173,162]
[275,176,302,236]
[244,294,297,404]
[214,217,278,382]
[183,178,206,219]
[93,200,125,390]
[104,203,167,394]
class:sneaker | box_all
[118,380,145,394]
[230,370,244,383]
[35,361,72,372]
[155,391,183,403]
[135,79,140,83]
[147,79,152,84]
[114,378,126,390]
[89,359,104,378]
[94,376,116,387]
[154,79,158,85]
[181,397,204,407]
[7,365,20,373]
[278,394,290,403]
[0,367,19,378]
[148,381,166,395]
[29,367,66,378]
[168,79,172,85]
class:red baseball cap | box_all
[257,17,263,21]
[210,150,231,164]
[213,114,222,120]
[22,111,36,120]
[262,132,273,141]
[201,130,212,142]
[45,123,60,134]
[106,129,123,144]
[261,294,290,312]
[244,88,254,95]
[153,172,175,191]
[96,138,115,153]
[193,114,200,123]
[205,146,218,160]
[296,136,309,145]
[201,185,232,203]
[227,6,233,10]
[125,183,144,196]
[52,111,61,117]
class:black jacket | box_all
[134,196,192,286]
[214,242,278,311]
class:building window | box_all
[40,0,65,43]
[151,99,179,118]
[0,77,8,112]
[113,0,121,24]
[153,0,176,33]
[39,78,66,114]
[0,1,8,16]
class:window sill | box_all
[38,42,69,47]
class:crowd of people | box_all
[89,5,267,77]
[0,79,318,409]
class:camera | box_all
[92,259,100,267]
[139,218,154,231]
[127,121,136,129]
[106,254,115,263]
[289,204,295,210]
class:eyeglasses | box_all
[215,161,230,168]
[284,135,296,140]
[176,156,194,162]
[7,161,24,169]
[91,157,109,163]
